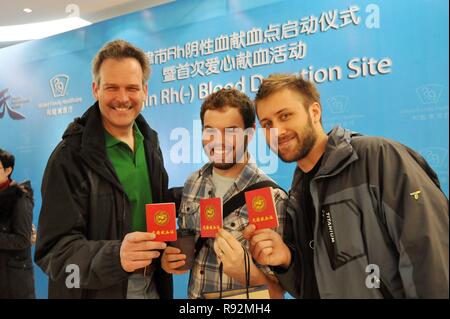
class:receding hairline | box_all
[95,57,146,85]
[92,40,150,85]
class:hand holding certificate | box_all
[200,198,223,238]
[244,187,279,230]
[146,203,177,242]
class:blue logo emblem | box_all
[50,74,69,98]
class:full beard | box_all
[212,162,236,170]
[278,116,318,163]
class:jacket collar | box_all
[319,126,360,176]
[62,102,158,191]
[63,101,158,149]
[292,126,360,187]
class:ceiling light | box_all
[23,8,33,13]
[0,17,91,42]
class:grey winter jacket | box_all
[276,126,448,299]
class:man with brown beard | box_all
[161,88,287,299]
[244,73,448,298]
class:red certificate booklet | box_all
[200,198,223,238]
[146,203,177,242]
[245,187,279,229]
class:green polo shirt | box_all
[104,124,153,232]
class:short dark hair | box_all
[0,148,15,176]
[92,39,150,85]
[255,73,321,109]
[200,88,255,129]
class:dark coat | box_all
[35,102,175,299]
[0,181,35,299]
[276,127,449,298]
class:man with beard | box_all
[35,40,174,299]
[244,73,449,298]
[161,88,287,298]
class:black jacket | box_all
[35,102,174,299]
[0,181,35,299]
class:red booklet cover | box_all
[146,203,177,242]
[245,187,279,229]
[200,198,223,238]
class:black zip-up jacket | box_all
[0,181,35,298]
[35,102,174,299]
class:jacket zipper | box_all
[378,277,394,299]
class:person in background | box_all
[0,148,35,299]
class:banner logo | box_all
[416,84,443,105]
[50,74,69,98]
[0,88,26,120]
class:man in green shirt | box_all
[35,40,173,299]
[105,124,153,233]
